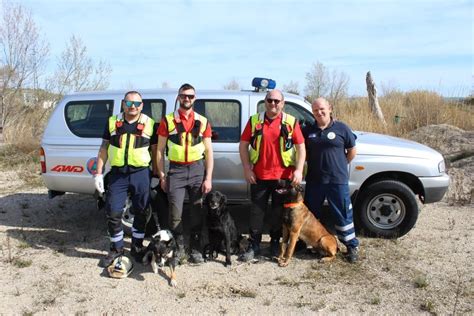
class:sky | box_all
[20,0,473,96]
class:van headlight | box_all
[438,160,446,173]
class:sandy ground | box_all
[0,176,473,315]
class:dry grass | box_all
[3,105,52,153]
[0,144,42,187]
[334,91,473,137]
[12,257,33,268]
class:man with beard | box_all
[155,83,214,264]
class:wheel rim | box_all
[366,193,406,230]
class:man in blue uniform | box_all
[302,97,360,263]
[94,91,156,268]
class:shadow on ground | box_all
[0,191,335,264]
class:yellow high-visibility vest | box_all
[108,113,154,167]
[249,112,297,167]
[165,110,208,163]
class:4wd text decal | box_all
[51,165,84,173]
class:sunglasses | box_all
[179,94,195,100]
[266,98,281,105]
[124,100,142,107]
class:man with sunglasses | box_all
[239,89,306,261]
[95,91,156,268]
[155,83,213,264]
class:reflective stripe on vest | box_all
[248,112,297,167]
[165,110,208,163]
[108,113,155,167]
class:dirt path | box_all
[0,184,472,314]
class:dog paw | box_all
[278,260,289,267]
[151,262,159,274]
[170,279,178,287]
[224,260,232,267]
[319,256,335,263]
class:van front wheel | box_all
[355,180,419,238]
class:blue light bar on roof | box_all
[252,77,276,90]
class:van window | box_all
[121,99,165,123]
[194,100,241,143]
[65,100,113,138]
[257,100,315,129]
[120,99,165,124]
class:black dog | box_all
[142,230,178,287]
[204,190,242,266]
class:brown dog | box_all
[276,181,337,267]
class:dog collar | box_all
[283,201,304,208]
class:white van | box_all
[40,78,449,238]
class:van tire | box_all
[121,201,156,237]
[355,180,419,238]
[121,186,169,237]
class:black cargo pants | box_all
[249,179,285,242]
[167,160,205,236]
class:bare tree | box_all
[366,71,386,125]
[304,61,350,106]
[282,80,299,95]
[49,35,112,98]
[328,69,349,107]
[304,62,329,102]
[0,0,49,128]
[223,78,240,90]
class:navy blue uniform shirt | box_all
[303,120,356,184]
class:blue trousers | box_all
[304,183,359,248]
[105,168,150,250]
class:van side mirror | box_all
[211,130,219,141]
[299,119,308,129]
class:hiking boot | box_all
[270,238,280,258]
[345,246,359,263]
[130,244,146,262]
[188,249,204,264]
[99,247,124,268]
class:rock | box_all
[407,124,473,204]
[407,124,474,158]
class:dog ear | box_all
[220,192,227,206]
[168,237,177,249]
